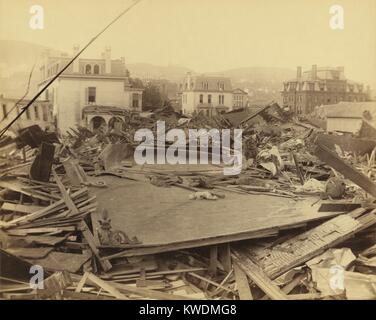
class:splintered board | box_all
[90,175,345,257]
[236,208,376,279]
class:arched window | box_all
[93,65,100,74]
[85,64,92,74]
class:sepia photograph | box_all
[0,0,376,308]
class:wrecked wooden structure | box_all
[1,103,376,300]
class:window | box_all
[85,64,92,74]
[88,87,96,104]
[42,105,48,121]
[34,105,39,120]
[93,65,100,74]
[25,107,31,120]
[132,93,139,109]
[199,94,203,103]
[208,94,212,104]
[2,104,7,119]
[218,95,225,105]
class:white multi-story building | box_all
[38,46,143,134]
[0,94,53,134]
[180,73,233,116]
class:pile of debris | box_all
[2,102,376,300]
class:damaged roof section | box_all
[1,100,376,300]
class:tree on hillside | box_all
[130,77,144,89]
[142,84,163,110]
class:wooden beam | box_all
[232,251,288,300]
[314,141,376,197]
[233,261,253,300]
[80,221,112,272]
[75,272,90,293]
[85,273,128,299]
[209,246,218,275]
[218,243,232,272]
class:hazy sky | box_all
[0,0,375,87]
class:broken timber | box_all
[314,140,376,198]
[238,208,376,279]
[233,261,253,300]
[232,251,288,300]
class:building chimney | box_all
[366,85,372,100]
[72,44,80,73]
[312,64,317,80]
[186,72,192,90]
[297,66,302,80]
[104,46,111,74]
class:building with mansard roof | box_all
[180,73,233,117]
[281,65,370,114]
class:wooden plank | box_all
[102,267,206,281]
[86,273,128,299]
[27,251,91,273]
[218,243,232,272]
[52,169,112,271]
[1,203,44,214]
[246,209,376,279]
[209,269,233,297]
[52,168,79,215]
[314,141,376,197]
[62,290,115,300]
[260,273,306,300]
[110,281,198,300]
[1,188,87,229]
[6,226,76,236]
[188,272,235,294]
[0,179,53,201]
[101,228,279,259]
[233,261,253,300]
[209,246,218,275]
[80,221,112,272]
[232,251,288,300]
[6,247,53,259]
[75,272,90,293]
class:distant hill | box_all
[126,63,193,82]
[0,40,63,98]
[209,67,295,84]
[0,40,294,103]
[207,67,295,104]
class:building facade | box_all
[0,95,53,134]
[38,46,143,134]
[180,73,233,116]
[232,88,248,109]
[281,65,370,114]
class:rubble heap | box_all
[1,103,376,300]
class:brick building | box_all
[281,65,370,114]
